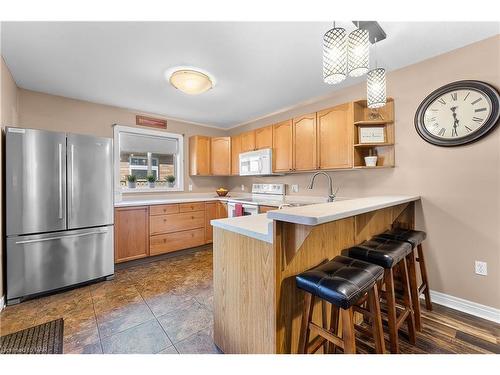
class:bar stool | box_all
[296,255,385,354]
[375,228,431,331]
[342,238,416,354]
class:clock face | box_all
[423,89,492,140]
[415,81,500,147]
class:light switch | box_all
[291,184,299,193]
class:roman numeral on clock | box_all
[474,108,487,112]
[438,128,446,136]
[471,98,482,105]
[465,126,473,133]
[437,98,446,105]
[472,117,483,123]
[451,92,457,101]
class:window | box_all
[114,125,184,192]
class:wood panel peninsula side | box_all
[211,195,420,354]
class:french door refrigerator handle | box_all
[15,229,109,245]
[58,143,63,219]
[70,143,75,220]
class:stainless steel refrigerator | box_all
[5,127,114,304]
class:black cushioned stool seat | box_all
[341,238,412,269]
[374,228,426,248]
[296,255,384,309]
[296,255,386,354]
[341,237,416,354]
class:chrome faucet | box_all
[307,171,337,202]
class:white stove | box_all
[227,184,286,217]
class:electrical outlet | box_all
[475,261,487,276]
[291,184,299,193]
[241,184,245,191]
[188,184,193,191]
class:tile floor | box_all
[0,247,218,354]
[1,246,499,354]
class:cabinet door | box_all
[114,206,149,263]
[272,120,293,172]
[216,201,228,219]
[189,136,211,176]
[255,125,273,150]
[210,137,231,175]
[205,202,217,243]
[293,113,317,171]
[231,135,242,175]
[240,130,256,152]
[317,103,353,169]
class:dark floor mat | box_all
[0,318,64,354]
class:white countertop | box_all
[211,195,420,243]
[267,195,421,225]
[211,214,274,244]
[114,194,235,207]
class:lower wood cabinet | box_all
[150,228,205,256]
[115,200,230,263]
[259,205,276,214]
[114,206,149,263]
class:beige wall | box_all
[1,56,20,303]
[227,35,500,309]
[18,89,229,194]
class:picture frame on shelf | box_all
[358,126,386,144]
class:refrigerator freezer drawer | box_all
[6,226,114,302]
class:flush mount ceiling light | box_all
[323,24,347,85]
[166,67,215,95]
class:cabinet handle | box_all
[164,219,167,222]
[191,216,194,219]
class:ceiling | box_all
[2,22,499,128]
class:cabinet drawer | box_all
[179,202,205,212]
[150,211,205,235]
[150,204,179,216]
[150,228,205,255]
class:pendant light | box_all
[348,22,370,77]
[323,22,347,84]
[367,37,386,108]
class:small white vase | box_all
[364,156,378,167]
[149,182,155,188]
[127,181,136,188]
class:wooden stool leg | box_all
[367,284,385,354]
[417,244,432,311]
[384,268,399,354]
[399,258,417,345]
[321,300,329,353]
[328,304,340,354]
[341,308,356,354]
[298,292,315,354]
[406,251,422,331]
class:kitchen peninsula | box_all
[211,195,420,354]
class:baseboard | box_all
[424,290,500,324]
[0,295,5,312]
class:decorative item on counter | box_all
[147,174,156,188]
[166,175,176,188]
[126,174,137,188]
[359,126,386,144]
[364,149,378,167]
[216,187,229,197]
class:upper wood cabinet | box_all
[272,120,293,172]
[231,134,242,175]
[293,113,317,171]
[114,206,149,263]
[317,103,353,169]
[210,137,231,176]
[189,135,211,176]
[255,125,273,150]
[240,130,256,152]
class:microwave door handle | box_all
[257,158,263,173]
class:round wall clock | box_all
[414,80,500,146]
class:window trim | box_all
[113,125,184,193]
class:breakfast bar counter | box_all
[211,195,421,354]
